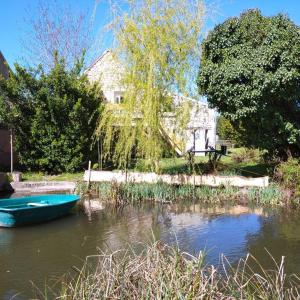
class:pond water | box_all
[1,194,300,299]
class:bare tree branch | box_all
[22,0,98,70]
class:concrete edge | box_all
[10,181,76,193]
[84,170,269,188]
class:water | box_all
[1,195,300,299]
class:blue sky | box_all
[1,0,300,67]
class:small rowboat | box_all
[0,194,79,227]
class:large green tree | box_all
[198,9,300,159]
[0,55,103,173]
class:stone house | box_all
[0,51,11,169]
[85,50,216,156]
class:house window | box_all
[114,92,124,104]
[205,129,209,149]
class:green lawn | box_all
[133,148,275,177]
[22,172,84,182]
[20,148,275,181]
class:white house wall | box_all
[86,50,217,155]
[86,51,125,103]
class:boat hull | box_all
[0,194,79,227]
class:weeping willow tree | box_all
[97,0,205,171]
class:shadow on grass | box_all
[161,162,209,175]
[133,156,276,178]
[162,161,275,178]
[223,163,276,178]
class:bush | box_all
[216,116,244,146]
[276,158,300,196]
[231,148,260,164]
[0,54,103,173]
[198,9,300,159]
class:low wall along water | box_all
[10,181,76,193]
[84,170,269,188]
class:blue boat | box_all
[0,194,79,227]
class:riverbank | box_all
[36,241,299,299]
[76,181,288,207]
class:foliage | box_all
[0,55,103,173]
[231,148,260,164]
[97,0,205,172]
[35,241,300,299]
[216,115,243,144]
[198,9,300,159]
[276,158,300,196]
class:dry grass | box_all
[34,241,300,299]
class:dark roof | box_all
[0,51,9,79]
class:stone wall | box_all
[84,170,269,188]
[10,181,76,193]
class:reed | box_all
[248,184,284,205]
[35,241,300,299]
[75,181,285,206]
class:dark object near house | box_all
[221,145,227,155]
[187,145,229,172]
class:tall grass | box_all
[35,241,300,299]
[248,184,284,205]
[76,181,285,206]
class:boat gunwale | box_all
[0,194,80,213]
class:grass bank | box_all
[20,148,271,181]
[22,172,83,182]
[133,148,275,177]
[35,241,300,299]
[76,181,286,206]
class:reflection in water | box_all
[159,206,262,264]
[168,203,269,216]
[246,209,300,273]
[0,200,299,298]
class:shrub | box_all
[198,9,300,159]
[0,54,103,173]
[276,158,300,196]
[231,148,260,164]
[216,116,244,146]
